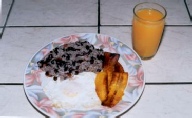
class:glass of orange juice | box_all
[132,2,167,60]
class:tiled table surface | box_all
[1,0,192,117]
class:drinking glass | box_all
[132,2,167,60]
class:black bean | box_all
[53,76,57,81]
[37,60,44,68]
[83,68,87,72]
[86,45,90,50]
[97,55,104,60]
[50,60,55,64]
[46,63,50,67]
[90,45,94,49]
[54,69,59,73]
[80,42,84,46]
[56,60,60,65]
[62,48,66,52]
[54,47,59,55]
[45,71,52,77]
[74,71,79,75]
[64,66,68,71]
[90,59,94,64]
[38,60,44,64]
[69,47,78,51]
[69,68,73,73]
[62,54,65,58]
[91,56,96,60]
[45,57,51,63]
[87,50,92,54]
[77,60,83,63]
[59,62,65,67]
[48,54,53,59]
[72,61,76,66]
[75,41,81,46]
[66,55,70,60]
[81,41,87,44]
[97,49,103,51]
[97,69,101,72]
[76,66,79,69]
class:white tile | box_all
[160,0,191,25]
[1,0,12,26]
[101,0,135,25]
[100,26,132,47]
[145,26,192,83]
[101,0,191,25]
[0,27,97,83]
[1,85,192,118]
[0,85,44,117]
[186,0,192,19]
[122,85,192,118]
[7,0,98,26]
[100,26,192,82]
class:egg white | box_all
[41,72,102,110]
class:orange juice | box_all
[132,4,166,60]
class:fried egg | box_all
[41,72,102,110]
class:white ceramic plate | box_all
[24,33,145,118]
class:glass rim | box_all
[133,2,167,22]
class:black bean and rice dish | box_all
[37,41,104,80]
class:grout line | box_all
[100,25,192,27]
[0,83,23,85]
[146,82,192,85]
[6,25,98,28]
[98,0,101,34]
[4,24,192,28]
[184,0,192,21]
[1,82,192,86]
[0,0,15,38]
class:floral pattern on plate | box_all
[24,33,145,118]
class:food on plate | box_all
[103,52,120,89]
[114,62,124,73]
[42,72,101,110]
[38,40,129,108]
[37,41,104,80]
[95,72,108,102]
[102,72,128,107]
[95,52,128,107]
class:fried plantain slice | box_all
[103,52,120,72]
[95,51,128,107]
[103,52,120,89]
[103,52,110,71]
[114,62,124,73]
[95,72,108,102]
[102,72,120,107]
[110,72,128,107]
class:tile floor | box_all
[1,0,192,118]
